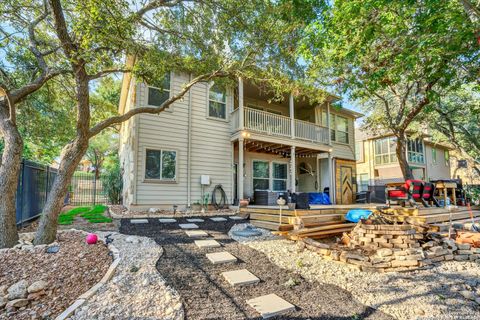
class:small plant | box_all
[283,277,298,288]
[296,258,304,268]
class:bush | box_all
[101,157,123,204]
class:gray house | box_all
[118,70,362,211]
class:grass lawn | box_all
[58,205,113,225]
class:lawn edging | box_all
[54,232,120,320]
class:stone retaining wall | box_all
[300,223,480,272]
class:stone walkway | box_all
[120,216,392,319]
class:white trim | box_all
[142,146,179,183]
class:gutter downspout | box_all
[187,73,193,207]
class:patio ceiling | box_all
[242,140,324,158]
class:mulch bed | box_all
[120,217,393,320]
[0,231,112,320]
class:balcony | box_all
[231,107,329,145]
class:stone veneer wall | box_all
[300,223,480,273]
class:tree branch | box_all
[87,68,133,81]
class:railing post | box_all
[93,172,97,206]
[238,77,244,130]
[289,93,295,139]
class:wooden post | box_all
[289,93,295,139]
[238,77,244,130]
[291,146,296,193]
[238,138,244,201]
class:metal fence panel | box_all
[15,160,111,225]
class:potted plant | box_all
[239,198,249,207]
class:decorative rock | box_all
[7,280,28,300]
[460,290,476,301]
[27,290,46,301]
[6,298,29,308]
[0,285,7,296]
[148,208,159,213]
[125,236,139,244]
[27,280,47,294]
[457,243,471,250]
[0,296,6,309]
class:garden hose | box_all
[212,184,228,209]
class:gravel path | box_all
[70,232,183,320]
[231,224,480,320]
[120,217,392,320]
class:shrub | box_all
[101,157,123,204]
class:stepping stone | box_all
[210,217,227,222]
[206,251,237,264]
[222,269,260,286]
[247,294,295,319]
[229,216,246,220]
[194,239,221,248]
[130,219,148,224]
[159,218,176,223]
[185,230,209,238]
[186,218,205,222]
[179,223,199,229]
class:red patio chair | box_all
[405,179,423,207]
[422,182,440,207]
[385,182,410,207]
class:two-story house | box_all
[118,70,362,211]
[355,129,452,192]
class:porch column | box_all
[238,138,244,201]
[291,146,296,193]
[328,153,334,203]
[289,93,295,139]
[238,77,244,130]
[327,101,332,145]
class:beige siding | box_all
[425,145,451,180]
[133,72,233,208]
[331,113,356,160]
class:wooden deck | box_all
[242,204,480,239]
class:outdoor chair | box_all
[385,183,410,207]
[405,179,424,207]
[422,182,440,207]
[355,191,371,203]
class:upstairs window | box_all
[407,138,425,164]
[208,83,227,119]
[336,116,349,143]
[145,149,177,181]
[432,148,437,164]
[374,137,397,165]
[147,73,171,107]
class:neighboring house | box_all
[449,150,480,185]
[118,70,362,210]
[355,129,452,191]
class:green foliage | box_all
[58,205,112,225]
[101,156,123,204]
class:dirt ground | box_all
[120,217,393,320]
[0,231,112,319]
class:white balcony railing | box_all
[231,107,329,144]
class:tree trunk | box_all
[0,102,23,248]
[396,132,414,181]
[34,137,89,244]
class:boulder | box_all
[125,236,139,244]
[7,280,28,300]
[6,298,29,308]
[27,281,47,294]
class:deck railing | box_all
[231,107,329,144]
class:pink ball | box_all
[86,233,98,245]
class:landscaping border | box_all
[54,233,120,320]
[107,205,239,219]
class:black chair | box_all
[355,191,371,203]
